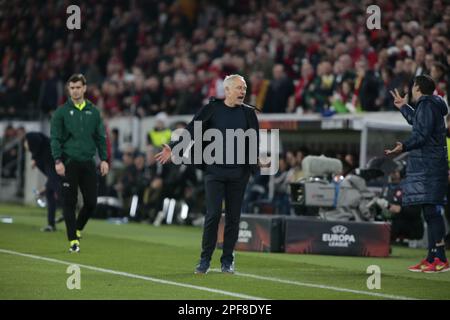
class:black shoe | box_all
[221,261,235,274]
[41,225,56,232]
[194,259,210,274]
[69,240,80,253]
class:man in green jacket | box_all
[50,74,109,253]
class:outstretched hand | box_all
[155,144,172,164]
[384,142,403,156]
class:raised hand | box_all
[389,88,408,110]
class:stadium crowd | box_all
[1,0,449,120]
[1,0,450,245]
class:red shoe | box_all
[422,258,450,273]
[408,259,432,272]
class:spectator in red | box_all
[356,33,378,70]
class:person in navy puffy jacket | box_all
[386,75,449,273]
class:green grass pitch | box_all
[0,204,449,300]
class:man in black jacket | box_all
[24,132,62,232]
[386,75,449,273]
[156,74,260,274]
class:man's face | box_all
[273,65,284,80]
[425,54,434,69]
[415,47,425,63]
[225,78,247,105]
[431,66,442,80]
[356,60,367,76]
[68,81,86,100]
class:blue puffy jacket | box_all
[400,95,449,205]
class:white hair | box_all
[223,74,245,89]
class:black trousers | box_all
[422,204,446,250]
[200,166,250,264]
[391,205,424,241]
[46,174,62,227]
[61,160,98,241]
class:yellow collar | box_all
[73,100,86,111]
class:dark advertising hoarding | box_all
[217,214,284,252]
[284,217,391,257]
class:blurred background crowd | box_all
[1,0,449,120]
[1,0,450,245]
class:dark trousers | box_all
[61,160,98,241]
[391,205,423,241]
[422,204,446,250]
[46,174,61,227]
[200,166,250,264]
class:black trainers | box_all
[40,225,56,232]
[221,261,235,274]
[194,259,210,274]
[69,240,80,253]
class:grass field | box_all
[1,204,450,300]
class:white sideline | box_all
[0,248,265,300]
[0,248,418,300]
[210,269,418,300]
